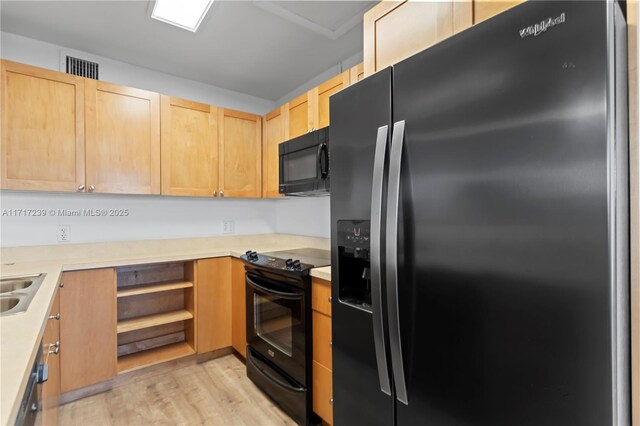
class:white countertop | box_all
[0,234,331,425]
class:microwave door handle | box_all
[245,275,304,300]
[387,120,409,405]
[371,125,392,396]
[318,143,329,179]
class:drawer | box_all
[313,360,333,424]
[312,278,332,317]
[312,310,332,370]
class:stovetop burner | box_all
[241,248,330,274]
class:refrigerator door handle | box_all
[386,120,409,405]
[370,125,391,396]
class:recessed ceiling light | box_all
[151,0,213,32]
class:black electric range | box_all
[240,248,329,425]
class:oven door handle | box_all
[247,351,306,393]
[245,275,304,300]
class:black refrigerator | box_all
[330,1,630,425]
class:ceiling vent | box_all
[65,56,99,80]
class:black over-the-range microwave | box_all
[279,127,330,196]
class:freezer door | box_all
[391,1,628,426]
[330,68,395,426]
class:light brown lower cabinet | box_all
[231,258,247,357]
[312,278,333,425]
[60,268,117,393]
[197,257,232,353]
[41,289,61,426]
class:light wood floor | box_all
[59,355,295,426]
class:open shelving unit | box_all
[116,262,197,373]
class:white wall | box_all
[0,32,332,247]
[0,31,276,114]
[273,197,330,237]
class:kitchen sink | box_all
[0,274,46,316]
[0,279,33,294]
[0,297,20,313]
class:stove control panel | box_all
[242,251,308,272]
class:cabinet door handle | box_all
[220,191,224,197]
[48,313,60,320]
[48,341,60,355]
[89,185,95,192]
[77,184,85,192]
[213,191,217,197]
[328,296,332,303]
[59,282,64,288]
[330,398,334,405]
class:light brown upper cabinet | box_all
[474,0,524,23]
[350,62,365,84]
[286,92,313,139]
[262,106,285,198]
[218,108,262,198]
[161,96,218,197]
[1,60,85,192]
[311,70,351,130]
[363,1,473,76]
[85,80,160,194]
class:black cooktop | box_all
[241,248,330,274]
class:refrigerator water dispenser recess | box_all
[337,220,372,312]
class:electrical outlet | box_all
[57,225,70,242]
[222,220,235,234]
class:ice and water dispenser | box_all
[337,220,372,312]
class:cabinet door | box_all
[196,257,232,353]
[231,258,246,358]
[363,1,472,76]
[1,60,85,191]
[262,106,284,198]
[349,62,365,84]
[60,268,117,393]
[85,80,160,194]
[218,108,262,198]
[41,289,61,426]
[286,92,311,139]
[313,71,350,129]
[474,0,524,24]
[161,96,218,197]
[313,361,333,424]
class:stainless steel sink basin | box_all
[0,274,46,316]
[0,297,20,312]
[0,279,33,294]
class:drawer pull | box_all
[48,313,60,320]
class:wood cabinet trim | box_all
[289,92,308,109]
[164,95,211,113]
[265,105,282,121]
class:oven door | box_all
[245,272,307,386]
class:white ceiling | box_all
[0,0,376,100]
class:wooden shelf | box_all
[117,341,195,374]
[117,280,193,298]
[117,310,193,334]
